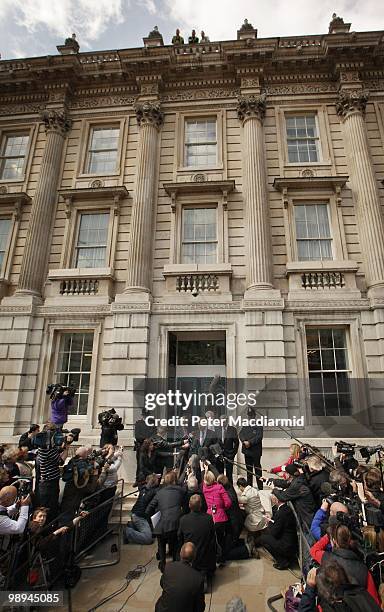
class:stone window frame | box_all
[75,117,127,180]
[275,105,334,172]
[55,187,128,278]
[36,320,102,428]
[295,313,369,428]
[0,123,37,188]
[175,110,226,176]
[0,193,30,289]
[163,181,235,273]
[285,192,346,264]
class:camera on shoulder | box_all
[46,382,77,401]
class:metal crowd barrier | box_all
[73,478,125,569]
[1,511,73,593]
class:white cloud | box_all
[1,0,126,44]
[162,0,384,40]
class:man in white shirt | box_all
[0,486,30,536]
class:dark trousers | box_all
[224,459,234,483]
[214,521,228,563]
[244,452,263,489]
[38,478,60,522]
[157,530,179,567]
[258,533,295,565]
[225,537,250,561]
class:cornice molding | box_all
[163,180,235,199]
[273,176,349,192]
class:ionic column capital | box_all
[40,109,72,135]
[237,93,267,125]
[134,100,164,130]
[335,90,369,120]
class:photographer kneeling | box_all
[0,485,31,535]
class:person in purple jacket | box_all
[50,389,73,427]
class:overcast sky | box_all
[0,0,383,60]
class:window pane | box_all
[55,332,93,416]
[319,328,333,348]
[306,327,351,417]
[0,218,11,270]
[182,208,217,264]
[321,350,335,370]
[307,349,321,370]
[0,134,29,180]
[87,127,119,174]
[75,213,109,268]
[185,118,217,167]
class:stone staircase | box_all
[109,483,139,525]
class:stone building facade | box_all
[0,17,384,476]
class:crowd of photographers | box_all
[132,408,384,611]
[0,383,125,590]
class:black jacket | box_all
[146,485,186,534]
[134,418,156,445]
[298,583,381,612]
[308,468,330,507]
[131,485,158,518]
[18,431,34,450]
[273,474,316,529]
[138,451,163,482]
[178,511,216,573]
[239,425,263,458]
[264,503,297,553]
[225,485,244,541]
[217,425,239,460]
[322,548,368,588]
[155,560,205,612]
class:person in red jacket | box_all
[310,523,380,606]
[270,443,301,479]
[202,469,232,566]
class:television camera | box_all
[46,383,76,401]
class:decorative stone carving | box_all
[40,109,72,135]
[90,179,104,188]
[301,169,315,178]
[148,26,162,39]
[335,90,369,119]
[239,18,254,32]
[193,173,207,182]
[134,101,164,129]
[237,93,266,124]
[328,13,351,34]
[64,33,80,51]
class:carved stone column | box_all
[124,101,163,295]
[237,94,274,294]
[336,91,384,293]
[17,109,71,296]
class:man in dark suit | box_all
[178,494,216,587]
[216,415,239,482]
[145,470,186,572]
[255,494,298,570]
[155,541,205,612]
[239,407,263,489]
[134,409,156,484]
[189,422,218,464]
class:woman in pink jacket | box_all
[202,470,232,565]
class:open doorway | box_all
[168,331,226,417]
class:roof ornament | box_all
[329,13,351,34]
